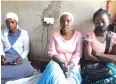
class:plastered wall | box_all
[1,0,106,60]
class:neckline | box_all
[60,30,76,41]
[9,29,21,36]
[93,32,106,44]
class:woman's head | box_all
[4,12,18,30]
[60,12,74,33]
[93,9,110,33]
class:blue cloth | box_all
[37,60,82,84]
[5,29,21,56]
[1,54,34,84]
[95,63,116,84]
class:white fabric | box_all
[4,12,18,22]
[5,69,42,84]
[1,28,29,59]
[0,40,4,56]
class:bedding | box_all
[5,69,42,84]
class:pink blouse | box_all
[48,29,82,70]
[84,31,116,53]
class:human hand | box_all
[92,49,97,56]
[112,44,116,55]
[65,65,70,78]
[1,55,6,65]
[92,49,100,56]
[52,54,67,65]
[92,49,102,57]
[15,56,22,65]
[61,64,70,78]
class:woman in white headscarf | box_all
[37,12,82,84]
[1,12,34,84]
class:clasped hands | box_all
[59,59,73,78]
[52,54,74,78]
[1,55,22,65]
[92,49,102,57]
[61,63,70,78]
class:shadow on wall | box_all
[29,41,50,61]
[28,24,53,61]
[75,19,94,37]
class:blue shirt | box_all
[5,29,21,56]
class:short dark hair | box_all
[93,8,110,22]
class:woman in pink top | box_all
[38,12,82,84]
[83,9,116,84]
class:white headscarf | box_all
[60,12,74,24]
[4,12,18,23]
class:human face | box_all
[60,15,73,32]
[6,18,17,30]
[94,14,110,33]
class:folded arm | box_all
[93,44,116,64]
[84,40,102,62]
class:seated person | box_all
[83,9,116,84]
[37,12,82,84]
[108,15,116,33]
[1,12,34,84]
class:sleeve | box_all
[1,39,5,56]
[112,32,116,44]
[84,32,92,42]
[48,31,58,58]
[1,30,5,56]
[71,33,83,65]
[21,31,29,59]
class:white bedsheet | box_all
[5,69,42,84]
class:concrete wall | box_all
[1,0,106,60]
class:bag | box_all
[81,32,112,83]
[81,61,112,83]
